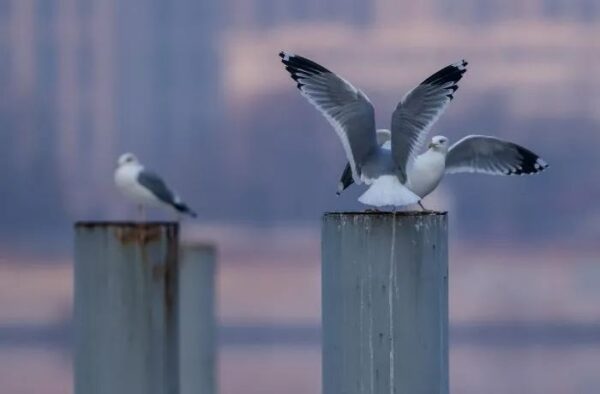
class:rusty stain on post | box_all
[74,222,180,394]
[164,236,179,319]
[322,211,449,394]
[114,226,162,244]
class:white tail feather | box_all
[358,175,420,207]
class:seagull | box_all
[336,133,548,209]
[337,129,391,195]
[114,153,197,220]
[279,52,548,209]
[279,51,468,208]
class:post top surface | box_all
[324,211,447,218]
[75,221,179,229]
[180,241,217,251]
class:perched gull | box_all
[279,52,548,208]
[114,153,197,219]
[279,51,468,207]
[336,133,548,209]
[337,129,391,195]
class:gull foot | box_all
[418,201,430,212]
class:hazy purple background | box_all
[1,0,600,393]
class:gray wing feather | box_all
[336,130,392,195]
[280,52,377,183]
[391,61,468,182]
[376,129,391,146]
[137,170,177,205]
[446,135,548,175]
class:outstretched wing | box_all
[336,130,391,195]
[279,52,377,183]
[391,60,468,182]
[445,135,548,175]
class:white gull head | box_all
[117,152,140,167]
[428,135,450,153]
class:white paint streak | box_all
[388,215,396,393]
[368,257,374,394]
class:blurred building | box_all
[1,0,600,233]
[0,0,67,229]
[225,0,600,29]
[381,0,600,24]
[225,0,372,28]
[216,0,600,232]
[0,0,221,221]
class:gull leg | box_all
[418,201,427,211]
[135,205,148,242]
[139,205,146,222]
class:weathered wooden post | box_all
[322,212,448,394]
[179,243,217,394]
[74,222,179,394]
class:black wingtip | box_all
[507,147,549,175]
[337,177,353,195]
[278,51,330,78]
[174,202,198,218]
[187,210,198,218]
[422,59,468,88]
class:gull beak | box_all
[428,142,435,149]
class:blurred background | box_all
[1,0,599,393]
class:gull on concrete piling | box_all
[279,51,469,208]
[114,153,197,220]
[279,51,548,209]
[336,132,549,210]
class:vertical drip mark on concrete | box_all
[322,212,448,394]
[388,214,396,393]
[368,257,374,394]
[359,260,364,393]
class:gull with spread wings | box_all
[279,52,548,209]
